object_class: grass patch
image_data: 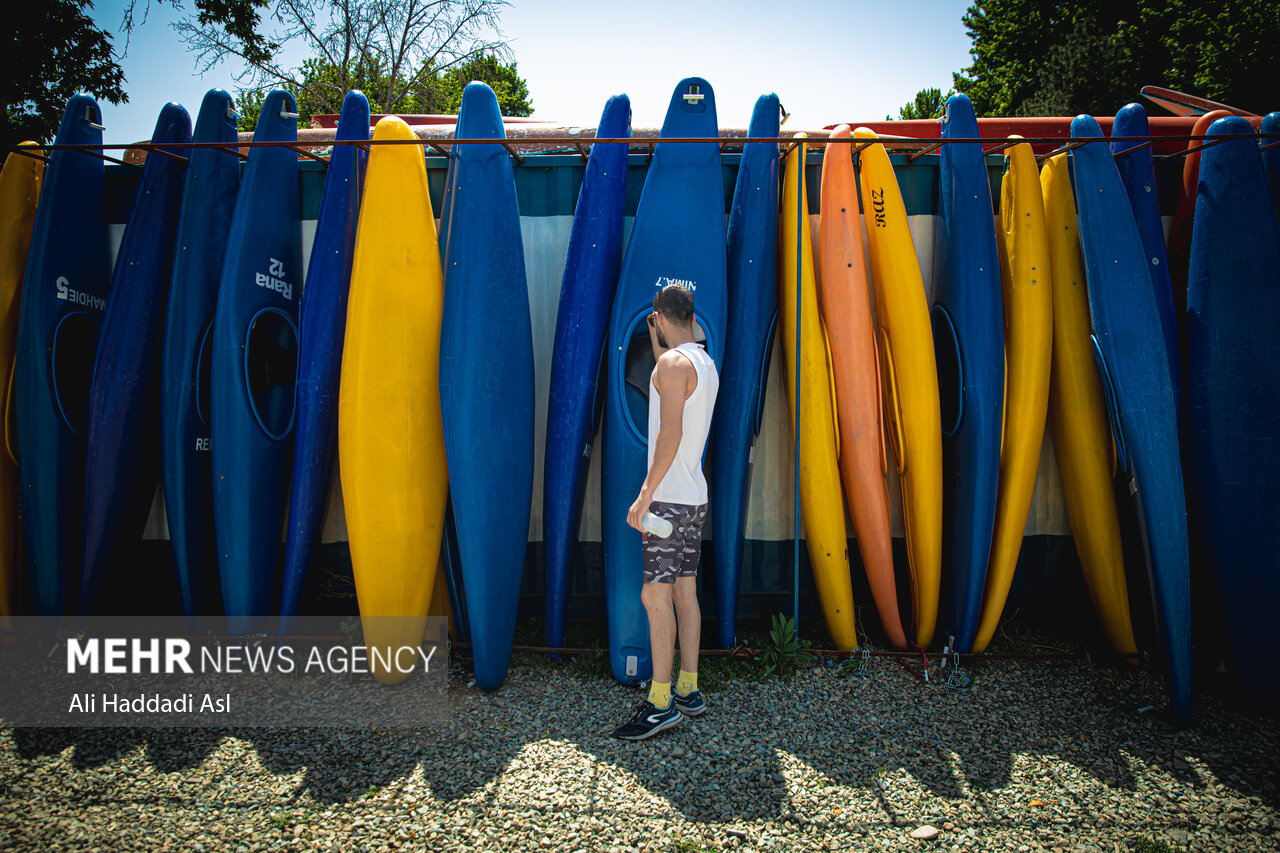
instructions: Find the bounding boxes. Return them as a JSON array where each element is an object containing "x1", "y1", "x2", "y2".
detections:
[{"x1": 1131, "y1": 837, "x2": 1175, "y2": 853}]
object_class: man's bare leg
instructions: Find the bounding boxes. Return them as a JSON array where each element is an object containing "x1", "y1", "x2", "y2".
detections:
[
  {"x1": 641, "y1": 582, "x2": 675, "y2": 705},
  {"x1": 672, "y1": 575, "x2": 700, "y2": 676}
]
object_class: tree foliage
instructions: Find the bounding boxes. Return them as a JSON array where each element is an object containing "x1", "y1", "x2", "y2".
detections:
[
  {"x1": 233, "y1": 52, "x2": 531, "y2": 130},
  {"x1": 953, "y1": 0, "x2": 1280, "y2": 117},
  {"x1": 3, "y1": 0, "x2": 128, "y2": 146},
  {"x1": 163, "y1": 0, "x2": 516, "y2": 122},
  {"x1": 894, "y1": 87, "x2": 951, "y2": 120}
]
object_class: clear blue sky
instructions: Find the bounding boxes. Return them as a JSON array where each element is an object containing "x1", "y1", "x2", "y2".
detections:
[{"x1": 90, "y1": 0, "x2": 974, "y2": 144}]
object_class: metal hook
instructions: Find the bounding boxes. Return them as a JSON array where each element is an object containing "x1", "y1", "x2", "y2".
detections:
[
  {"x1": 280, "y1": 109, "x2": 301, "y2": 119},
  {"x1": 84, "y1": 105, "x2": 105, "y2": 131}
]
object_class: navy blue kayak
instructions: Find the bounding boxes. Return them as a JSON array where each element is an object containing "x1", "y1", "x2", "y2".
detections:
[
  {"x1": 161, "y1": 89, "x2": 240, "y2": 620},
  {"x1": 1070, "y1": 114, "x2": 1191, "y2": 722},
  {"x1": 932, "y1": 93, "x2": 1004, "y2": 654},
  {"x1": 278, "y1": 90, "x2": 369, "y2": 636},
  {"x1": 439, "y1": 82, "x2": 534, "y2": 691},
  {"x1": 80, "y1": 102, "x2": 191, "y2": 613},
  {"x1": 542, "y1": 94, "x2": 630, "y2": 651},
  {"x1": 210, "y1": 90, "x2": 301, "y2": 634},
  {"x1": 709, "y1": 93, "x2": 780, "y2": 650},
  {"x1": 1261, "y1": 111, "x2": 1280, "y2": 214},
  {"x1": 1186, "y1": 116, "x2": 1280, "y2": 702},
  {"x1": 602, "y1": 78, "x2": 726, "y2": 685},
  {"x1": 1112, "y1": 103, "x2": 1180, "y2": 411},
  {"x1": 15, "y1": 94, "x2": 110, "y2": 617}
]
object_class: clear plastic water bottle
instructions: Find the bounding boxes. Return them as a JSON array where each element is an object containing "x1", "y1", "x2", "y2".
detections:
[{"x1": 640, "y1": 511, "x2": 673, "y2": 538}]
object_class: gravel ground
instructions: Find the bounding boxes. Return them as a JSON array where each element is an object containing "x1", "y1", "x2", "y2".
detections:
[{"x1": 1, "y1": 652, "x2": 1277, "y2": 852}]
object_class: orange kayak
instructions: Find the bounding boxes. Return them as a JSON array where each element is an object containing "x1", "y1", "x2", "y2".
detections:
[
  {"x1": 854, "y1": 128, "x2": 943, "y2": 648},
  {"x1": 817, "y1": 126, "x2": 906, "y2": 649}
]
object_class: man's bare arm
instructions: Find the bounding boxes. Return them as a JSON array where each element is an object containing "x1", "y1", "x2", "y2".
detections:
[{"x1": 627, "y1": 351, "x2": 695, "y2": 529}]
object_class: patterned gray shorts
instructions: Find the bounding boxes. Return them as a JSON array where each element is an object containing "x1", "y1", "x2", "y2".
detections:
[{"x1": 642, "y1": 500, "x2": 708, "y2": 584}]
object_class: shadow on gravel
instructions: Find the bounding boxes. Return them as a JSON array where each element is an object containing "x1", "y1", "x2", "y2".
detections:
[{"x1": 5, "y1": 656, "x2": 1276, "y2": 821}]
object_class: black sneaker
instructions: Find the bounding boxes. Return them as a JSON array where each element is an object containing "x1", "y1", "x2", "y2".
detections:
[
  {"x1": 611, "y1": 699, "x2": 682, "y2": 740},
  {"x1": 673, "y1": 689, "x2": 707, "y2": 716}
]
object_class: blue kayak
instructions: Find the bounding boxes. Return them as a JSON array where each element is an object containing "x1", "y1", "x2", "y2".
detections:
[
  {"x1": 210, "y1": 90, "x2": 301, "y2": 634},
  {"x1": 709, "y1": 93, "x2": 781, "y2": 650},
  {"x1": 15, "y1": 94, "x2": 110, "y2": 617},
  {"x1": 278, "y1": 90, "x2": 369, "y2": 636},
  {"x1": 1070, "y1": 114, "x2": 1192, "y2": 722},
  {"x1": 602, "y1": 77, "x2": 727, "y2": 685},
  {"x1": 1112, "y1": 103, "x2": 1180, "y2": 411},
  {"x1": 80, "y1": 102, "x2": 191, "y2": 613},
  {"x1": 439, "y1": 82, "x2": 534, "y2": 691},
  {"x1": 1261, "y1": 112, "x2": 1280, "y2": 214},
  {"x1": 543, "y1": 94, "x2": 630, "y2": 651},
  {"x1": 932, "y1": 93, "x2": 1004, "y2": 654},
  {"x1": 1186, "y1": 116, "x2": 1280, "y2": 702},
  {"x1": 161, "y1": 89, "x2": 240, "y2": 621}
]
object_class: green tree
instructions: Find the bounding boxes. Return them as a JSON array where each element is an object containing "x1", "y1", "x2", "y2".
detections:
[
  {"x1": 953, "y1": 0, "x2": 1280, "y2": 117},
  {"x1": 234, "y1": 52, "x2": 531, "y2": 130},
  {"x1": 3, "y1": 0, "x2": 128, "y2": 146},
  {"x1": 895, "y1": 87, "x2": 951, "y2": 120},
  {"x1": 169, "y1": 0, "x2": 513, "y2": 122},
  {"x1": 431, "y1": 52, "x2": 532, "y2": 116}
]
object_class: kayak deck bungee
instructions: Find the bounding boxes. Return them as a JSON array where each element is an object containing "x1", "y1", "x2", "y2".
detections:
[
  {"x1": 16, "y1": 94, "x2": 111, "y2": 618},
  {"x1": 1070, "y1": 113, "x2": 1191, "y2": 722},
  {"x1": 210, "y1": 89, "x2": 302, "y2": 635},
  {"x1": 1038, "y1": 153, "x2": 1138, "y2": 660},
  {"x1": 1186, "y1": 116, "x2": 1280, "y2": 700},
  {"x1": 780, "y1": 135, "x2": 856, "y2": 651},
  {"x1": 161, "y1": 88, "x2": 240, "y2": 621},
  {"x1": 0, "y1": 143, "x2": 44, "y2": 628},
  {"x1": 81, "y1": 102, "x2": 192, "y2": 614},
  {"x1": 710, "y1": 92, "x2": 781, "y2": 650},
  {"x1": 339, "y1": 115, "x2": 447, "y2": 685},
  {"x1": 543, "y1": 94, "x2": 630, "y2": 651},
  {"x1": 602, "y1": 77, "x2": 727, "y2": 684},
  {"x1": 972, "y1": 137, "x2": 1053, "y2": 654},
  {"x1": 439, "y1": 82, "x2": 534, "y2": 691},
  {"x1": 933, "y1": 93, "x2": 1004, "y2": 655},
  {"x1": 279, "y1": 90, "x2": 369, "y2": 637},
  {"x1": 817, "y1": 125, "x2": 903, "y2": 649},
  {"x1": 854, "y1": 127, "x2": 943, "y2": 649},
  {"x1": 1112, "y1": 103, "x2": 1179, "y2": 411}
]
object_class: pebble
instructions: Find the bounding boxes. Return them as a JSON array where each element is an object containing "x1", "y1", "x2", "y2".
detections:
[
  {"x1": 910, "y1": 825, "x2": 940, "y2": 840},
  {"x1": 0, "y1": 653, "x2": 1276, "y2": 852}
]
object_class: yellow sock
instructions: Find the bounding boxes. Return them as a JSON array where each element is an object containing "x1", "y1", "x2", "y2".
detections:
[
  {"x1": 648, "y1": 681, "x2": 671, "y2": 709},
  {"x1": 676, "y1": 670, "x2": 698, "y2": 696}
]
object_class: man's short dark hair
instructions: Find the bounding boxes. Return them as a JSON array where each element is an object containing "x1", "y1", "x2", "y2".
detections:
[{"x1": 654, "y1": 284, "x2": 694, "y2": 326}]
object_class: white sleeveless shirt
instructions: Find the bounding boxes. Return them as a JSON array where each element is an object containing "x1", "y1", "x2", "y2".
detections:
[{"x1": 647, "y1": 342, "x2": 719, "y2": 505}]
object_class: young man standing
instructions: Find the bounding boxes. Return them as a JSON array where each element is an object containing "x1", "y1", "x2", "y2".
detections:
[{"x1": 612, "y1": 284, "x2": 719, "y2": 740}]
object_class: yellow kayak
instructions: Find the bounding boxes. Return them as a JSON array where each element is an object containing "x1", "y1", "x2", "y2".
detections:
[
  {"x1": 0, "y1": 144, "x2": 43, "y2": 630},
  {"x1": 973, "y1": 138, "x2": 1053, "y2": 653},
  {"x1": 1039, "y1": 154, "x2": 1138, "y2": 658},
  {"x1": 780, "y1": 136, "x2": 857, "y2": 651},
  {"x1": 853, "y1": 128, "x2": 942, "y2": 648},
  {"x1": 339, "y1": 116, "x2": 449, "y2": 684}
]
